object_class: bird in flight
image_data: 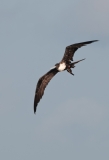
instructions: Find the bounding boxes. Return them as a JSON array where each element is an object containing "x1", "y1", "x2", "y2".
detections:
[{"x1": 34, "y1": 40, "x2": 98, "y2": 113}]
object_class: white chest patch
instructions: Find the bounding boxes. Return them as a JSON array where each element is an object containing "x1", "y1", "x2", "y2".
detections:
[{"x1": 58, "y1": 63, "x2": 66, "y2": 71}]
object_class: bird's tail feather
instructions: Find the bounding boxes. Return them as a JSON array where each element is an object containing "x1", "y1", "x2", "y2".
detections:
[{"x1": 71, "y1": 58, "x2": 85, "y2": 68}]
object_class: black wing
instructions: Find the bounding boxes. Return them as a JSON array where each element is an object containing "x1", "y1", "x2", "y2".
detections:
[
  {"x1": 61, "y1": 40, "x2": 98, "y2": 63},
  {"x1": 34, "y1": 68, "x2": 58, "y2": 113}
]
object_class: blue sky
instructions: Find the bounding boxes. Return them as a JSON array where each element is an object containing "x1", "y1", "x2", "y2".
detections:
[{"x1": 0, "y1": 0, "x2": 109, "y2": 159}]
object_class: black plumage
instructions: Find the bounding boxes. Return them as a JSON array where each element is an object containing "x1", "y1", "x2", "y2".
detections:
[{"x1": 34, "y1": 40, "x2": 98, "y2": 113}]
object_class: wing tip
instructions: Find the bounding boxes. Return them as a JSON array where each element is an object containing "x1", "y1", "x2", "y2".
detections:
[
  {"x1": 34, "y1": 108, "x2": 36, "y2": 114},
  {"x1": 81, "y1": 40, "x2": 99, "y2": 46},
  {"x1": 84, "y1": 40, "x2": 99, "y2": 45},
  {"x1": 34, "y1": 102, "x2": 37, "y2": 114},
  {"x1": 91, "y1": 40, "x2": 99, "y2": 43},
  {"x1": 34, "y1": 107, "x2": 36, "y2": 114}
]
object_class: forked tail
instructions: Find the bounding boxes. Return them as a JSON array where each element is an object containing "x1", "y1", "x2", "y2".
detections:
[{"x1": 70, "y1": 58, "x2": 85, "y2": 68}]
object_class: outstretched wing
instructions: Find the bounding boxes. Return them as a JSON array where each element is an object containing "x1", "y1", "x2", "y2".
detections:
[
  {"x1": 34, "y1": 68, "x2": 58, "y2": 113},
  {"x1": 61, "y1": 40, "x2": 98, "y2": 63}
]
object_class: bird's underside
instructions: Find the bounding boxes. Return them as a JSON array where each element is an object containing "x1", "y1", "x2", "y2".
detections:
[{"x1": 34, "y1": 40, "x2": 98, "y2": 113}]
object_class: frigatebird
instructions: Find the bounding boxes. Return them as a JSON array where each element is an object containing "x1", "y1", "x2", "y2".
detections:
[{"x1": 34, "y1": 40, "x2": 98, "y2": 113}]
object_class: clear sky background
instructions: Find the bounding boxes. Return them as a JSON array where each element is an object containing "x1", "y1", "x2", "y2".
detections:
[{"x1": 0, "y1": 0, "x2": 109, "y2": 160}]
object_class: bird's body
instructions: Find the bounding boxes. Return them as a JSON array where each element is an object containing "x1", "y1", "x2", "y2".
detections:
[
  {"x1": 58, "y1": 62, "x2": 66, "y2": 71},
  {"x1": 34, "y1": 40, "x2": 98, "y2": 113}
]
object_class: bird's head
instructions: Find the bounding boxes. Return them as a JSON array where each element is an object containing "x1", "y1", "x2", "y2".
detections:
[
  {"x1": 55, "y1": 63, "x2": 59, "y2": 68},
  {"x1": 50, "y1": 63, "x2": 59, "y2": 70}
]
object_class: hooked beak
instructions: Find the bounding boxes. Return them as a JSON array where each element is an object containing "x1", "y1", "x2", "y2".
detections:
[{"x1": 50, "y1": 66, "x2": 56, "y2": 70}]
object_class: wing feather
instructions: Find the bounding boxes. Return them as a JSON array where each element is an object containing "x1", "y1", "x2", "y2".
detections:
[
  {"x1": 61, "y1": 40, "x2": 98, "y2": 62},
  {"x1": 34, "y1": 68, "x2": 58, "y2": 113}
]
